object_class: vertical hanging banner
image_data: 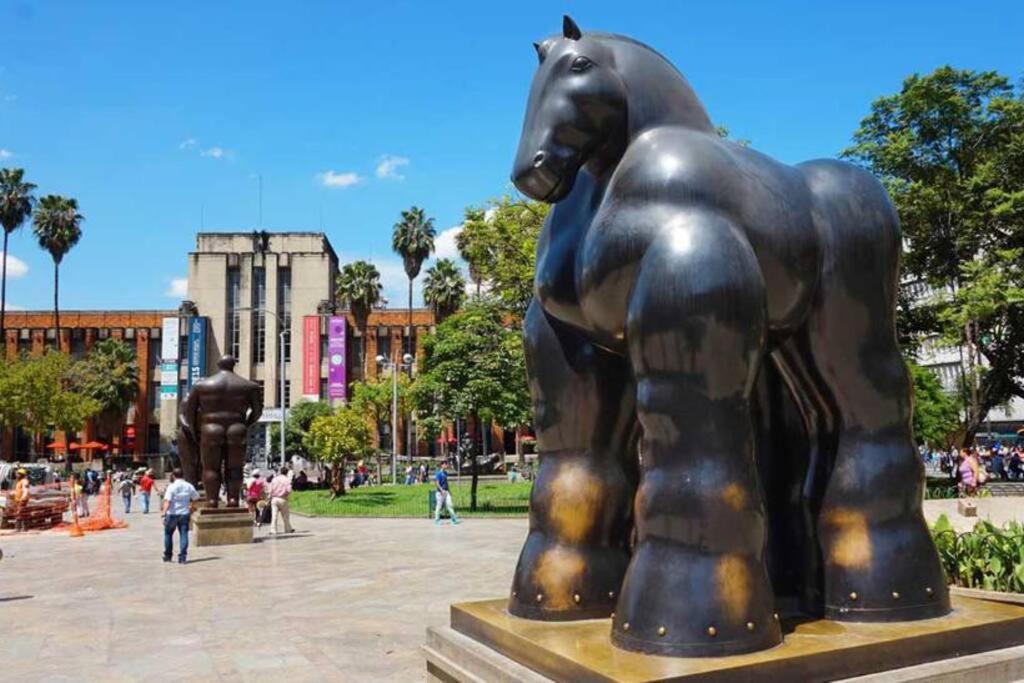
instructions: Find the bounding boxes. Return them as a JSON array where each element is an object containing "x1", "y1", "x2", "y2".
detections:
[
  {"x1": 160, "y1": 317, "x2": 180, "y2": 401},
  {"x1": 186, "y1": 316, "x2": 208, "y2": 392},
  {"x1": 327, "y1": 316, "x2": 347, "y2": 401},
  {"x1": 302, "y1": 316, "x2": 320, "y2": 399}
]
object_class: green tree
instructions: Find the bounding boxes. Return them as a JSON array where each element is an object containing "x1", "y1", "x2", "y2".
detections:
[
  {"x1": 350, "y1": 374, "x2": 411, "y2": 481},
  {"x1": 392, "y1": 206, "x2": 436, "y2": 353},
  {"x1": 0, "y1": 352, "x2": 100, "y2": 455},
  {"x1": 68, "y1": 338, "x2": 139, "y2": 441},
  {"x1": 32, "y1": 195, "x2": 83, "y2": 346},
  {"x1": 844, "y1": 66, "x2": 1024, "y2": 444},
  {"x1": 457, "y1": 196, "x2": 549, "y2": 319},
  {"x1": 307, "y1": 406, "x2": 374, "y2": 497},
  {"x1": 336, "y1": 260, "x2": 383, "y2": 378},
  {"x1": 269, "y1": 399, "x2": 332, "y2": 459},
  {"x1": 908, "y1": 362, "x2": 962, "y2": 447},
  {"x1": 423, "y1": 257, "x2": 466, "y2": 322},
  {"x1": 412, "y1": 301, "x2": 530, "y2": 509},
  {"x1": 0, "y1": 168, "x2": 36, "y2": 340}
]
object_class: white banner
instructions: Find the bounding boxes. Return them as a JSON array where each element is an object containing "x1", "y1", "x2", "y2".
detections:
[{"x1": 161, "y1": 317, "x2": 180, "y2": 361}]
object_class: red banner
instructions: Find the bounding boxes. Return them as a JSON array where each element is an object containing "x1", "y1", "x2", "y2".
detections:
[{"x1": 303, "y1": 316, "x2": 320, "y2": 397}]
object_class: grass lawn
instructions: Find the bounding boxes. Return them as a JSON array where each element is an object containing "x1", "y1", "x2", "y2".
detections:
[{"x1": 290, "y1": 480, "x2": 533, "y2": 518}]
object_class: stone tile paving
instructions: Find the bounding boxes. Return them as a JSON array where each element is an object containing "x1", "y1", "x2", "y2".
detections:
[
  {"x1": 0, "y1": 500, "x2": 528, "y2": 682},
  {"x1": 1, "y1": 495, "x2": 1018, "y2": 681}
]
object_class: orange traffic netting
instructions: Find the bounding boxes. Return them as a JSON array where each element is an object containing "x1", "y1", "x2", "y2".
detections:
[
  {"x1": 62, "y1": 475, "x2": 128, "y2": 535},
  {"x1": 3, "y1": 476, "x2": 129, "y2": 535}
]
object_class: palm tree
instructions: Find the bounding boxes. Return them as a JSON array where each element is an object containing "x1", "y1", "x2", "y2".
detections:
[
  {"x1": 391, "y1": 206, "x2": 435, "y2": 356},
  {"x1": 0, "y1": 168, "x2": 36, "y2": 340},
  {"x1": 336, "y1": 260, "x2": 383, "y2": 375},
  {"x1": 423, "y1": 258, "x2": 466, "y2": 322},
  {"x1": 32, "y1": 195, "x2": 83, "y2": 347}
]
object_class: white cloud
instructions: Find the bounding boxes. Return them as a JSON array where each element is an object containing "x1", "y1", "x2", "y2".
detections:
[
  {"x1": 178, "y1": 137, "x2": 198, "y2": 150},
  {"x1": 0, "y1": 252, "x2": 28, "y2": 278},
  {"x1": 375, "y1": 154, "x2": 409, "y2": 180},
  {"x1": 0, "y1": 149, "x2": 12, "y2": 159},
  {"x1": 318, "y1": 170, "x2": 362, "y2": 189},
  {"x1": 165, "y1": 277, "x2": 188, "y2": 298},
  {"x1": 201, "y1": 146, "x2": 227, "y2": 159},
  {"x1": 434, "y1": 225, "x2": 462, "y2": 260}
]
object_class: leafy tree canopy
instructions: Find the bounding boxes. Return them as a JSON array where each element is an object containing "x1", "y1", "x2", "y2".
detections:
[
  {"x1": 270, "y1": 399, "x2": 333, "y2": 458},
  {"x1": 306, "y1": 406, "x2": 374, "y2": 465},
  {"x1": 68, "y1": 338, "x2": 139, "y2": 434},
  {"x1": 457, "y1": 196, "x2": 549, "y2": 320},
  {"x1": 908, "y1": 362, "x2": 962, "y2": 447},
  {"x1": 844, "y1": 66, "x2": 1024, "y2": 443}
]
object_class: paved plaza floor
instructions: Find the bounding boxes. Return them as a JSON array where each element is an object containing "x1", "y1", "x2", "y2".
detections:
[
  {"x1": 0, "y1": 503, "x2": 528, "y2": 682},
  {"x1": 1, "y1": 496, "x2": 1020, "y2": 682}
]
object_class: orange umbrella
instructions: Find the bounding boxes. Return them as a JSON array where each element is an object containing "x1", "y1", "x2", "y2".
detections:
[
  {"x1": 46, "y1": 441, "x2": 67, "y2": 450},
  {"x1": 79, "y1": 441, "x2": 109, "y2": 451}
]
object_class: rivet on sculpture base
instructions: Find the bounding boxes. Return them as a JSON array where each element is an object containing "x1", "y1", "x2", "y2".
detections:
[
  {"x1": 424, "y1": 596, "x2": 1024, "y2": 683},
  {"x1": 193, "y1": 507, "x2": 253, "y2": 547}
]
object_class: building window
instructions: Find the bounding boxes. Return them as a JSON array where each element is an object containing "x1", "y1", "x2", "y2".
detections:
[
  {"x1": 319, "y1": 378, "x2": 327, "y2": 399},
  {"x1": 256, "y1": 380, "x2": 265, "y2": 405},
  {"x1": 252, "y1": 266, "x2": 266, "y2": 364},
  {"x1": 278, "y1": 267, "x2": 292, "y2": 363},
  {"x1": 320, "y1": 332, "x2": 328, "y2": 363},
  {"x1": 17, "y1": 330, "x2": 30, "y2": 355},
  {"x1": 178, "y1": 331, "x2": 188, "y2": 364},
  {"x1": 377, "y1": 326, "x2": 391, "y2": 361},
  {"x1": 282, "y1": 379, "x2": 291, "y2": 408},
  {"x1": 405, "y1": 327, "x2": 416, "y2": 359},
  {"x1": 70, "y1": 330, "x2": 87, "y2": 358},
  {"x1": 351, "y1": 334, "x2": 365, "y2": 382},
  {"x1": 227, "y1": 268, "x2": 241, "y2": 359},
  {"x1": 150, "y1": 381, "x2": 160, "y2": 413}
]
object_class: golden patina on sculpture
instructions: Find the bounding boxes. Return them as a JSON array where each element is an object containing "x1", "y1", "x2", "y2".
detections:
[
  {"x1": 178, "y1": 355, "x2": 263, "y2": 508},
  {"x1": 506, "y1": 15, "x2": 950, "y2": 657}
]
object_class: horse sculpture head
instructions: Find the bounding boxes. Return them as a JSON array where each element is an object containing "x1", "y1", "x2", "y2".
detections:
[{"x1": 512, "y1": 16, "x2": 628, "y2": 203}]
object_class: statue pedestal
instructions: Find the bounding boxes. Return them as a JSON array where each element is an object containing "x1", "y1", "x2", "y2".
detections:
[
  {"x1": 193, "y1": 507, "x2": 253, "y2": 547},
  {"x1": 424, "y1": 595, "x2": 1024, "y2": 682}
]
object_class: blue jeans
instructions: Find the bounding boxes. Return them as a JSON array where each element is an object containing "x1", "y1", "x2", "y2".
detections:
[
  {"x1": 141, "y1": 491, "x2": 151, "y2": 514},
  {"x1": 122, "y1": 494, "x2": 132, "y2": 514},
  {"x1": 163, "y1": 513, "x2": 190, "y2": 561}
]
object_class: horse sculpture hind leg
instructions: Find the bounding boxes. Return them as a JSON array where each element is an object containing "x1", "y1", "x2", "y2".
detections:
[
  {"x1": 799, "y1": 160, "x2": 951, "y2": 621},
  {"x1": 508, "y1": 300, "x2": 639, "y2": 620},
  {"x1": 612, "y1": 209, "x2": 782, "y2": 656}
]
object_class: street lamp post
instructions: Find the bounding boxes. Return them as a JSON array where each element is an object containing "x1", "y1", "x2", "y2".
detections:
[
  {"x1": 376, "y1": 352, "x2": 415, "y2": 485},
  {"x1": 237, "y1": 306, "x2": 288, "y2": 468}
]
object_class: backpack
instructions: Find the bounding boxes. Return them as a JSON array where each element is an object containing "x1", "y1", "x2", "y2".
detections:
[{"x1": 247, "y1": 480, "x2": 264, "y2": 501}]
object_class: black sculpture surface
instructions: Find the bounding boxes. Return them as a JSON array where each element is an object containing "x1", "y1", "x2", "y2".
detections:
[
  {"x1": 508, "y1": 15, "x2": 950, "y2": 657},
  {"x1": 178, "y1": 356, "x2": 262, "y2": 508}
]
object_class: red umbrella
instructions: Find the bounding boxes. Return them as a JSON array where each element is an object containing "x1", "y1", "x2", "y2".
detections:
[
  {"x1": 46, "y1": 441, "x2": 68, "y2": 450},
  {"x1": 79, "y1": 441, "x2": 109, "y2": 450}
]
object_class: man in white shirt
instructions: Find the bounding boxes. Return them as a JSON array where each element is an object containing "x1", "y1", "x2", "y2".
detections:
[{"x1": 161, "y1": 468, "x2": 199, "y2": 564}]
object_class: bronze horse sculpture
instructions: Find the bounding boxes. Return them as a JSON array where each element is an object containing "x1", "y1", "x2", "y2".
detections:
[{"x1": 508, "y1": 16, "x2": 949, "y2": 656}]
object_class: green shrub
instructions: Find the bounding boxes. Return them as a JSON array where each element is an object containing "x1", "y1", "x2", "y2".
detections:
[{"x1": 931, "y1": 514, "x2": 1024, "y2": 592}]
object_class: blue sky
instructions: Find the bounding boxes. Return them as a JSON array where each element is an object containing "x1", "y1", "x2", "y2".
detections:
[{"x1": 1, "y1": 0, "x2": 1021, "y2": 310}]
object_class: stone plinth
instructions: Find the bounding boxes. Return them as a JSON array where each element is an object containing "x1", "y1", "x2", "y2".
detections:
[
  {"x1": 193, "y1": 507, "x2": 252, "y2": 546},
  {"x1": 958, "y1": 499, "x2": 978, "y2": 517},
  {"x1": 425, "y1": 595, "x2": 1024, "y2": 682}
]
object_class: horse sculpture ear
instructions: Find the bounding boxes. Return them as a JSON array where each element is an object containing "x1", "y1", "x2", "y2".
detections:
[
  {"x1": 563, "y1": 15, "x2": 582, "y2": 40},
  {"x1": 533, "y1": 41, "x2": 548, "y2": 63}
]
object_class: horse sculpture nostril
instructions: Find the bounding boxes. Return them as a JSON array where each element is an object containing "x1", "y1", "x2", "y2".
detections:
[{"x1": 533, "y1": 151, "x2": 546, "y2": 168}]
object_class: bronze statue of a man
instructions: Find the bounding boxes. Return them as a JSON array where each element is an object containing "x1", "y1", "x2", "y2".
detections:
[{"x1": 178, "y1": 356, "x2": 262, "y2": 508}]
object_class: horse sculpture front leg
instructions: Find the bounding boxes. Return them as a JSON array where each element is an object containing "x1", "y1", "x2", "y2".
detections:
[
  {"x1": 508, "y1": 300, "x2": 639, "y2": 620},
  {"x1": 612, "y1": 210, "x2": 782, "y2": 656}
]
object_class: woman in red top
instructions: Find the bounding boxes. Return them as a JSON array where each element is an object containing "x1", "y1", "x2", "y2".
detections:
[{"x1": 246, "y1": 471, "x2": 266, "y2": 524}]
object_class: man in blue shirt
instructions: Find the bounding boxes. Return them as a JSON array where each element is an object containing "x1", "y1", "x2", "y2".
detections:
[
  {"x1": 434, "y1": 462, "x2": 460, "y2": 525},
  {"x1": 161, "y1": 468, "x2": 199, "y2": 564}
]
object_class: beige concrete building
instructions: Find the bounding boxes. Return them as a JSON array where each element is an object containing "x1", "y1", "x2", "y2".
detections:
[{"x1": 186, "y1": 230, "x2": 339, "y2": 403}]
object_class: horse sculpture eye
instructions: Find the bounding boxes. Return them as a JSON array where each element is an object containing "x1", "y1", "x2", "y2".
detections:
[{"x1": 570, "y1": 56, "x2": 593, "y2": 73}]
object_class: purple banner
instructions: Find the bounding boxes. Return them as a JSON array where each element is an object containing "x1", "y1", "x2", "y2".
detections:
[{"x1": 327, "y1": 316, "x2": 347, "y2": 400}]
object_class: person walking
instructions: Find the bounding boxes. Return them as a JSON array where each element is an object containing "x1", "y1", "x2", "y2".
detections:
[
  {"x1": 70, "y1": 473, "x2": 89, "y2": 518},
  {"x1": 161, "y1": 468, "x2": 198, "y2": 564},
  {"x1": 433, "y1": 462, "x2": 459, "y2": 525},
  {"x1": 267, "y1": 466, "x2": 295, "y2": 535},
  {"x1": 246, "y1": 471, "x2": 266, "y2": 526},
  {"x1": 138, "y1": 469, "x2": 156, "y2": 514},
  {"x1": 117, "y1": 475, "x2": 136, "y2": 514}
]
